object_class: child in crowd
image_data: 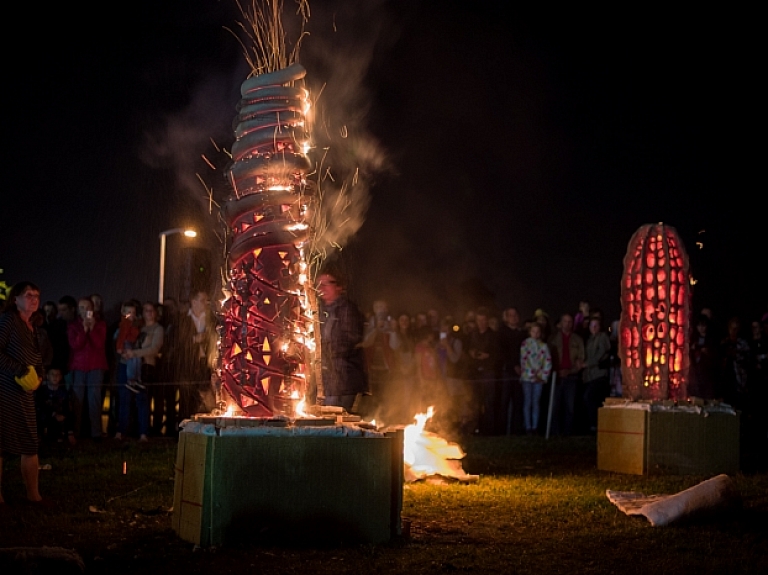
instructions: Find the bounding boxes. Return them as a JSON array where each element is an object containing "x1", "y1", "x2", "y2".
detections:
[
  {"x1": 519, "y1": 323, "x2": 552, "y2": 435},
  {"x1": 115, "y1": 301, "x2": 142, "y2": 392},
  {"x1": 35, "y1": 368, "x2": 76, "y2": 445},
  {"x1": 414, "y1": 326, "x2": 440, "y2": 411}
]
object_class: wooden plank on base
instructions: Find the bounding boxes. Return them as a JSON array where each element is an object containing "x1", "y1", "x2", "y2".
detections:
[{"x1": 597, "y1": 408, "x2": 647, "y2": 475}]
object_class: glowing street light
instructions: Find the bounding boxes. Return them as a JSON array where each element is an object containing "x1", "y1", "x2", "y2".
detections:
[{"x1": 158, "y1": 228, "x2": 197, "y2": 303}]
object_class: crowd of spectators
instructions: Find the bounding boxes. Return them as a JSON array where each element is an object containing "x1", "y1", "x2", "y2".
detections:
[
  {"x1": 2, "y1": 284, "x2": 767, "y2": 448},
  {"x1": 1, "y1": 290, "x2": 219, "y2": 447},
  {"x1": 356, "y1": 299, "x2": 768, "y2": 440}
]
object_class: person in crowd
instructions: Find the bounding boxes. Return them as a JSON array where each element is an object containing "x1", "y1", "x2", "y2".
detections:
[
  {"x1": 437, "y1": 317, "x2": 471, "y2": 433},
  {"x1": 56, "y1": 296, "x2": 77, "y2": 325},
  {"x1": 361, "y1": 313, "x2": 395, "y2": 420},
  {"x1": 718, "y1": 317, "x2": 749, "y2": 407},
  {"x1": 549, "y1": 313, "x2": 584, "y2": 436},
  {"x1": 389, "y1": 312, "x2": 416, "y2": 424},
  {"x1": 42, "y1": 301, "x2": 68, "y2": 375},
  {"x1": 0, "y1": 281, "x2": 48, "y2": 504},
  {"x1": 113, "y1": 300, "x2": 141, "y2": 437},
  {"x1": 608, "y1": 319, "x2": 623, "y2": 397},
  {"x1": 582, "y1": 317, "x2": 611, "y2": 432},
  {"x1": 534, "y1": 309, "x2": 552, "y2": 342},
  {"x1": 364, "y1": 300, "x2": 389, "y2": 337},
  {"x1": 574, "y1": 300, "x2": 590, "y2": 339},
  {"x1": 747, "y1": 318, "x2": 768, "y2": 440},
  {"x1": 56, "y1": 295, "x2": 77, "y2": 389},
  {"x1": 748, "y1": 319, "x2": 767, "y2": 382},
  {"x1": 468, "y1": 307, "x2": 500, "y2": 435},
  {"x1": 520, "y1": 322, "x2": 552, "y2": 435},
  {"x1": 427, "y1": 309, "x2": 441, "y2": 339},
  {"x1": 154, "y1": 298, "x2": 180, "y2": 436},
  {"x1": 42, "y1": 301, "x2": 57, "y2": 324},
  {"x1": 317, "y1": 270, "x2": 368, "y2": 412},
  {"x1": 688, "y1": 314, "x2": 717, "y2": 399},
  {"x1": 414, "y1": 326, "x2": 440, "y2": 411},
  {"x1": 177, "y1": 291, "x2": 218, "y2": 421},
  {"x1": 116, "y1": 302, "x2": 163, "y2": 442},
  {"x1": 498, "y1": 306, "x2": 527, "y2": 434},
  {"x1": 68, "y1": 296, "x2": 108, "y2": 441},
  {"x1": 31, "y1": 309, "x2": 53, "y2": 370},
  {"x1": 35, "y1": 367, "x2": 75, "y2": 446},
  {"x1": 90, "y1": 293, "x2": 105, "y2": 321}
]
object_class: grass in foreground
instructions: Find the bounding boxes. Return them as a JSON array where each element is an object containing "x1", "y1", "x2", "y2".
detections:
[{"x1": 1, "y1": 435, "x2": 766, "y2": 575}]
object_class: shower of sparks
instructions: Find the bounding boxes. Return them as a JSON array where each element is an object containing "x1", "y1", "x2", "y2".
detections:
[{"x1": 228, "y1": 0, "x2": 310, "y2": 75}]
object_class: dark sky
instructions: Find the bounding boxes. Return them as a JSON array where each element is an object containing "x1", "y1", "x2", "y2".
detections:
[{"x1": 3, "y1": 1, "x2": 763, "y2": 325}]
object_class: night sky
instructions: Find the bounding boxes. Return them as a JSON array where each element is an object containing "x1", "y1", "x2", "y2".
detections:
[{"x1": 3, "y1": 1, "x2": 762, "y2": 326}]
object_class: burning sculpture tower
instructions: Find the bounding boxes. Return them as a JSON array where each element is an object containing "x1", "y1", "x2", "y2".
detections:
[{"x1": 219, "y1": 61, "x2": 314, "y2": 417}]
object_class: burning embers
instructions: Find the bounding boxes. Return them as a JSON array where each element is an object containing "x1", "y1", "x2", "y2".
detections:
[{"x1": 220, "y1": 63, "x2": 314, "y2": 417}]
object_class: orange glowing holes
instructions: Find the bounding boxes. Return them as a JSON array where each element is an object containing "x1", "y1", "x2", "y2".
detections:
[
  {"x1": 674, "y1": 350, "x2": 683, "y2": 371},
  {"x1": 643, "y1": 324, "x2": 655, "y2": 342},
  {"x1": 620, "y1": 223, "x2": 690, "y2": 400},
  {"x1": 643, "y1": 303, "x2": 654, "y2": 322}
]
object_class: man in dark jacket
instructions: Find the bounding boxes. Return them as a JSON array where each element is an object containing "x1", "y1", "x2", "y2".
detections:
[
  {"x1": 176, "y1": 291, "x2": 218, "y2": 421},
  {"x1": 317, "y1": 271, "x2": 368, "y2": 412}
]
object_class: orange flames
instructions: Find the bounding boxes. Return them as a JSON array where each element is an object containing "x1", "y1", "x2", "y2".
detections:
[{"x1": 403, "y1": 407, "x2": 478, "y2": 483}]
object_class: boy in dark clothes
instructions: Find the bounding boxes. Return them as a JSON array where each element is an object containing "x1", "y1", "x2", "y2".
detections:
[{"x1": 35, "y1": 368, "x2": 76, "y2": 445}]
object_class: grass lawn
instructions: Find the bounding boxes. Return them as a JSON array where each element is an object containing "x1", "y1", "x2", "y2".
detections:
[{"x1": 1, "y1": 434, "x2": 766, "y2": 574}]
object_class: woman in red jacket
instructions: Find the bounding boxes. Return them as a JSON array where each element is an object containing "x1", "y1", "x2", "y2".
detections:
[{"x1": 68, "y1": 297, "x2": 108, "y2": 441}]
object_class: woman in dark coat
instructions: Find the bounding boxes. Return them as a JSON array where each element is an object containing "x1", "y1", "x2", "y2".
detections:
[{"x1": 0, "y1": 281, "x2": 46, "y2": 504}]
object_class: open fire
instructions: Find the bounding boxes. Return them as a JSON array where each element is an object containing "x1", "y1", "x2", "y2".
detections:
[
  {"x1": 214, "y1": 393, "x2": 477, "y2": 483},
  {"x1": 402, "y1": 407, "x2": 478, "y2": 483}
]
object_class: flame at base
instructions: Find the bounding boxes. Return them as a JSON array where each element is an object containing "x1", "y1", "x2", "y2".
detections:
[{"x1": 403, "y1": 407, "x2": 478, "y2": 483}]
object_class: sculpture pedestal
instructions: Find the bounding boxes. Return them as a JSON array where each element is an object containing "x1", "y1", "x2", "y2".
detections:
[
  {"x1": 172, "y1": 425, "x2": 404, "y2": 546},
  {"x1": 597, "y1": 404, "x2": 739, "y2": 475}
]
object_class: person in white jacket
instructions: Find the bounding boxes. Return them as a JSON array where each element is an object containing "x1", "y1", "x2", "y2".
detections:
[{"x1": 519, "y1": 323, "x2": 552, "y2": 435}]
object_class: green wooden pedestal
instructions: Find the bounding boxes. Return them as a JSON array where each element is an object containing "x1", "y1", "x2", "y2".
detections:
[
  {"x1": 172, "y1": 429, "x2": 404, "y2": 546},
  {"x1": 597, "y1": 407, "x2": 739, "y2": 475}
]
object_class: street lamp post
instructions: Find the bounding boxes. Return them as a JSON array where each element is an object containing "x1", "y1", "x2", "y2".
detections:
[{"x1": 158, "y1": 228, "x2": 197, "y2": 303}]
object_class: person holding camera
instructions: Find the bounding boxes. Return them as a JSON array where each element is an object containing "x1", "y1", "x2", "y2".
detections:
[{"x1": 68, "y1": 297, "x2": 108, "y2": 441}]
